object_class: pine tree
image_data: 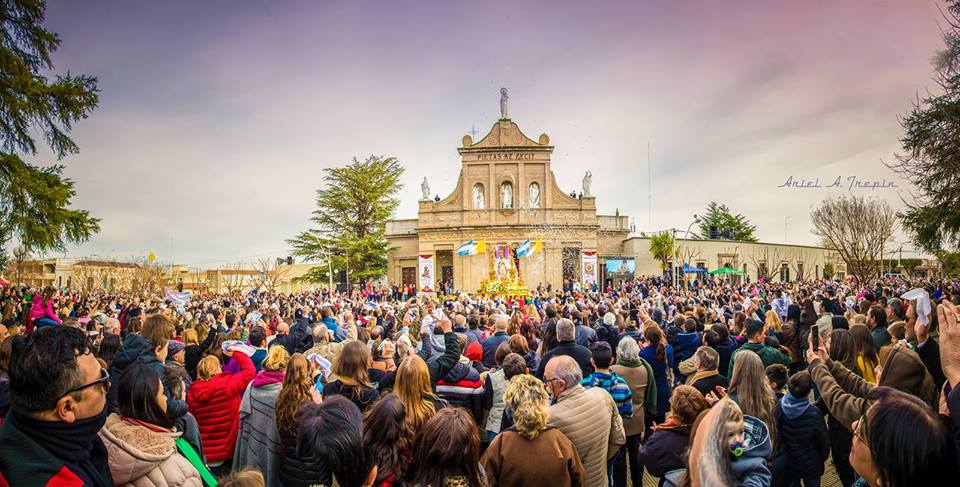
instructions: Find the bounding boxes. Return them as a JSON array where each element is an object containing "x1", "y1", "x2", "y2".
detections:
[
  {"x1": 888, "y1": 1, "x2": 960, "y2": 253},
  {"x1": 697, "y1": 202, "x2": 758, "y2": 241},
  {"x1": 287, "y1": 155, "x2": 404, "y2": 287},
  {"x1": 0, "y1": 0, "x2": 101, "y2": 258}
]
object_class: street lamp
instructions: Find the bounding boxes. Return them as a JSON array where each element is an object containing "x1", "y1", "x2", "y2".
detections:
[
  {"x1": 674, "y1": 215, "x2": 700, "y2": 289},
  {"x1": 13, "y1": 246, "x2": 27, "y2": 287}
]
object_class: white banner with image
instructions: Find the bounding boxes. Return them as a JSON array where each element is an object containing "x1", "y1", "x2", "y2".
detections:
[
  {"x1": 581, "y1": 252, "x2": 598, "y2": 286},
  {"x1": 418, "y1": 254, "x2": 434, "y2": 292}
]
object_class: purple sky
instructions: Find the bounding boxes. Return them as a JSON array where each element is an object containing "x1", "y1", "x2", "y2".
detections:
[{"x1": 36, "y1": 0, "x2": 944, "y2": 266}]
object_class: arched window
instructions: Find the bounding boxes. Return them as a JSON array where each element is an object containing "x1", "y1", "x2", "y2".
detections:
[
  {"x1": 528, "y1": 182, "x2": 541, "y2": 208},
  {"x1": 500, "y1": 181, "x2": 513, "y2": 209},
  {"x1": 472, "y1": 183, "x2": 485, "y2": 209}
]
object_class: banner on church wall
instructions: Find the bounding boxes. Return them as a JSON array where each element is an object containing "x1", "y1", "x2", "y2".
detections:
[
  {"x1": 418, "y1": 254, "x2": 434, "y2": 292},
  {"x1": 581, "y1": 251, "x2": 598, "y2": 286}
]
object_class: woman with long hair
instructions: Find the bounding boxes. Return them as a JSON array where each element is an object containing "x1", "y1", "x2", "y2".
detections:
[
  {"x1": 96, "y1": 334, "x2": 121, "y2": 367},
  {"x1": 481, "y1": 375, "x2": 584, "y2": 486},
  {"x1": 395, "y1": 355, "x2": 445, "y2": 435},
  {"x1": 726, "y1": 351, "x2": 777, "y2": 447},
  {"x1": 274, "y1": 353, "x2": 326, "y2": 487},
  {"x1": 407, "y1": 408, "x2": 485, "y2": 487},
  {"x1": 800, "y1": 298, "x2": 817, "y2": 333},
  {"x1": 99, "y1": 364, "x2": 205, "y2": 486},
  {"x1": 780, "y1": 303, "x2": 804, "y2": 372},
  {"x1": 764, "y1": 310, "x2": 782, "y2": 342},
  {"x1": 849, "y1": 324, "x2": 879, "y2": 383},
  {"x1": 324, "y1": 340, "x2": 379, "y2": 412},
  {"x1": 639, "y1": 325, "x2": 673, "y2": 426},
  {"x1": 233, "y1": 345, "x2": 288, "y2": 484},
  {"x1": 363, "y1": 393, "x2": 416, "y2": 487}
]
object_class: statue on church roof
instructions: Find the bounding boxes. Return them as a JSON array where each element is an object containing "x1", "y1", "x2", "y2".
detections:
[
  {"x1": 582, "y1": 171, "x2": 592, "y2": 197},
  {"x1": 499, "y1": 87, "x2": 509, "y2": 119},
  {"x1": 421, "y1": 177, "x2": 431, "y2": 201}
]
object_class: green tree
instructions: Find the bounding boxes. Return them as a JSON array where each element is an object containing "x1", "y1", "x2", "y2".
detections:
[
  {"x1": 697, "y1": 202, "x2": 757, "y2": 241},
  {"x1": 887, "y1": 1, "x2": 960, "y2": 253},
  {"x1": 0, "y1": 0, "x2": 101, "y2": 258},
  {"x1": 937, "y1": 250, "x2": 960, "y2": 277},
  {"x1": 288, "y1": 155, "x2": 404, "y2": 286},
  {"x1": 649, "y1": 231, "x2": 675, "y2": 273}
]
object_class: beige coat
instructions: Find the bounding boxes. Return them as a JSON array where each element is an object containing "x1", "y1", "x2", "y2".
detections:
[
  {"x1": 548, "y1": 384, "x2": 626, "y2": 487},
  {"x1": 99, "y1": 413, "x2": 203, "y2": 487},
  {"x1": 610, "y1": 363, "x2": 649, "y2": 437}
]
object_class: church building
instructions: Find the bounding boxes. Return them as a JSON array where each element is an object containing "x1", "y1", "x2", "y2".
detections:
[{"x1": 385, "y1": 93, "x2": 846, "y2": 292}]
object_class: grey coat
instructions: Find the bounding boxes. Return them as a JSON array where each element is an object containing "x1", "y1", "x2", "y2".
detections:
[{"x1": 232, "y1": 380, "x2": 282, "y2": 486}]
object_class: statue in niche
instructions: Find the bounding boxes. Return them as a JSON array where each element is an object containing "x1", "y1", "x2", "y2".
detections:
[
  {"x1": 529, "y1": 182, "x2": 541, "y2": 208},
  {"x1": 501, "y1": 181, "x2": 513, "y2": 209},
  {"x1": 473, "y1": 183, "x2": 485, "y2": 209}
]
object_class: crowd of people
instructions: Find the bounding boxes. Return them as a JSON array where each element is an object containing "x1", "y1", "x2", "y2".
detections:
[{"x1": 0, "y1": 273, "x2": 958, "y2": 487}]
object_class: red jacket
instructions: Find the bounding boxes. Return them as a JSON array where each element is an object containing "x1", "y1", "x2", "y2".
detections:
[{"x1": 187, "y1": 351, "x2": 255, "y2": 462}]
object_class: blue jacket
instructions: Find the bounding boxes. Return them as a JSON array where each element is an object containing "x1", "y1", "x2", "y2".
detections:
[
  {"x1": 639, "y1": 343, "x2": 674, "y2": 418},
  {"x1": 482, "y1": 332, "x2": 510, "y2": 367}
]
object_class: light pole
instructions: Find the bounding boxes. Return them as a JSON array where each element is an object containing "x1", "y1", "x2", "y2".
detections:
[
  {"x1": 13, "y1": 246, "x2": 27, "y2": 287},
  {"x1": 674, "y1": 215, "x2": 700, "y2": 289}
]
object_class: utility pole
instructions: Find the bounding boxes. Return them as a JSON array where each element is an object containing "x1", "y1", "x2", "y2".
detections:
[{"x1": 648, "y1": 142, "x2": 652, "y2": 229}]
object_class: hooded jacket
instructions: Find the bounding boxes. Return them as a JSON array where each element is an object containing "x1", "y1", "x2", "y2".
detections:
[
  {"x1": 732, "y1": 415, "x2": 773, "y2": 487},
  {"x1": 436, "y1": 358, "x2": 485, "y2": 423},
  {"x1": 109, "y1": 334, "x2": 188, "y2": 421},
  {"x1": 809, "y1": 346, "x2": 936, "y2": 433},
  {"x1": 187, "y1": 351, "x2": 256, "y2": 463},
  {"x1": 232, "y1": 371, "x2": 283, "y2": 486},
  {"x1": 772, "y1": 394, "x2": 830, "y2": 478},
  {"x1": 98, "y1": 413, "x2": 203, "y2": 487}
]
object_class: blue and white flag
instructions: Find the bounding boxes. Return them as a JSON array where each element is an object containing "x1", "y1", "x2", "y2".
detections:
[
  {"x1": 516, "y1": 239, "x2": 542, "y2": 258},
  {"x1": 457, "y1": 240, "x2": 486, "y2": 256}
]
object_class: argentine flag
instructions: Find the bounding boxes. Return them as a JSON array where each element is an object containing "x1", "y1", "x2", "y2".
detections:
[
  {"x1": 516, "y1": 239, "x2": 542, "y2": 257},
  {"x1": 457, "y1": 240, "x2": 485, "y2": 256}
]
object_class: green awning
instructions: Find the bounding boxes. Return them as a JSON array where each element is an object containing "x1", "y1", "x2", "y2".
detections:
[{"x1": 708, "y1": 267, "x2": 744, "y2": 275}]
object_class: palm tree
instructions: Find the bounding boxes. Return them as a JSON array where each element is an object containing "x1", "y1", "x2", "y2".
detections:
[{"x1": 649, "y1": 232, "x2": 675, "y2": 274}]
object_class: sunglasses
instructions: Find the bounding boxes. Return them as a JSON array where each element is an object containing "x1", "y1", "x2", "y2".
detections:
[{"x1": 62, "y1": 368, "x2": 110, "y2": 398}]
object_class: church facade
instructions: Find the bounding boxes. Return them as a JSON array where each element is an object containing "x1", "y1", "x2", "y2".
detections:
[{"x1": 385, "y1": 107, "x2": 848, "y2": 292}]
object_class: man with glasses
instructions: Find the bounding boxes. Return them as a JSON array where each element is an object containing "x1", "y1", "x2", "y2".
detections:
[
  {"x1": 544, "y1": 355, "x2": 625, "y2": 487},
  {"x1": 0, "y1": 326, "x2": 113, "y2": 486}
]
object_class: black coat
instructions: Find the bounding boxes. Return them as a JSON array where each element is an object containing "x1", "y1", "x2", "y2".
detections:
[
  {"x1": 689, "y1": 373, "x2": 729, "y2": 398},
  {"x1": 772, "y1": 401, "x2": 830, "y2": 478},
  {"x1": 185, "y1": 325, "x2": 220, "y2": 380},
  {"x1": 277, "y1": 427, "x2": 331, "y2": 487},
  {"x1": 638, "y1": 425, "x2": 691, "y2": 478},
  {"x1": 534, "y1": 341, "x2": 594, "y2": 379}
]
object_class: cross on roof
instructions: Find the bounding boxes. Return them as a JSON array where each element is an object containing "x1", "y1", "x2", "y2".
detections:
[{"x1": 469, "y1": 125, "x2": 478, "y2": 139}]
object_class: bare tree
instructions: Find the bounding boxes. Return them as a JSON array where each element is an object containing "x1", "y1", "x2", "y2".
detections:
[
  {"x1": 811, "y1": 195, "x2": 896, "y2": 284},
  {"x1": 218, "y1": 262, "x2": 252, "y2": 295},
  {"x1": 748, "y1": 246, "x2": 788, "y2": 281},
  {"x1": 253, "y1": 258, "x2": 292, "y2": 294},
  {"x1": 790, "y1": 248, "x2": 815, "y2": 281}
]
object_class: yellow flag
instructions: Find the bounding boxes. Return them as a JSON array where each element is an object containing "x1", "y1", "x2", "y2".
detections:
[
  {"x1": 476, "y1": 240, "x2": 486, "y2": 253},
  {"x1": 148, "y1": 251, "x2": 156, "y2": 263}
]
